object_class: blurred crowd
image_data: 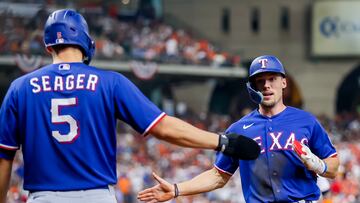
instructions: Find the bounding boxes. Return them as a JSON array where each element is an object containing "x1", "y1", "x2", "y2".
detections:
[
  {"x1": 0, "y1": 6, "x2": 241, "y2": 67},
  {"x1": 5, "y1": 111, "x2": 360, "y2": 203}
]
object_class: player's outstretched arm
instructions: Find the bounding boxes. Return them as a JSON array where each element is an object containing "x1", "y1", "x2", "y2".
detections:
[
  {"x1": 149, "y1": 115, "x2": 260, "y2": 160},
  {"x1": 294, "y1": 140, "x2": 339, "y2": 179},
  {"x1": 0, "y1": 158, "x2": 13, "y2": 203},
  {"x1": 137, "y1": 167, "x2": 231, "y2": 202}
]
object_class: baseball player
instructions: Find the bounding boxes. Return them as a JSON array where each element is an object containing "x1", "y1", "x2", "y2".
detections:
[
  {"x1": 0, "y1": 9, "x2": 260, "y2": 203},
  {"x1": 137, "y1": 55, "x2": 340, "y2": 203}
]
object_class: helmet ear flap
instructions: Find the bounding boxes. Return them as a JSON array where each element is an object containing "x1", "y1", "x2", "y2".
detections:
[
  {"x1": 83, "y1": 39, "x2": 95, "y2": 65},
  {"x1": 246, "y1": 82, "x2": 263, "y2": 104}
]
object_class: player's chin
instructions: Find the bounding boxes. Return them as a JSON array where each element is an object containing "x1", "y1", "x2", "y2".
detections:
[{"x1": 261, "y1": 100, "x2": 275, "y2": 107}]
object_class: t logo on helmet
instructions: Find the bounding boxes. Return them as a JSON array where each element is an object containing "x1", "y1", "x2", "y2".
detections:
[
  {"x1": 56, "y1": 32, "x2": 64, "y2": 43},
  {"x1": 259, "y1": 59, "x2": 268, "y2": 68}
]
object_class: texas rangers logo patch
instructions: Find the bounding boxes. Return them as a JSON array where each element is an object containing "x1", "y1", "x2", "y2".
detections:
[
  {"x1": 258, "y1": 59, "x2": 268, "y2": 68},
  {"x1": 56, "y1": 32, "x2": 64, "y2": 43}
]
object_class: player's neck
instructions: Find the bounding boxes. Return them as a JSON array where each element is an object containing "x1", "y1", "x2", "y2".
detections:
[
  {"x1": 259, "y1": 102, "x2": 286, "y2": 117},
  {"x1": 52, "y1": 47, "x2": 84, "y2": 64}
]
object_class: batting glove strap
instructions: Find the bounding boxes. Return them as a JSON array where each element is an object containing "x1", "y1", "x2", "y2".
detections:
[
  {"x1": 307, "y1": 155, "x2": 327, "y2": 175},
  {"x1": 322, "y1": 162, "x2": 328, "y2": 175}
]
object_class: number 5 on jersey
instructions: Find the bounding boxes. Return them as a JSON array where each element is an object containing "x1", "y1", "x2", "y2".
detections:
[{"x1": 51, "y1": 98, "x2": 79, "y2": 143}]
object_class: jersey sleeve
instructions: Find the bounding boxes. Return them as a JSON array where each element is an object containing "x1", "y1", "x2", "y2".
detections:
[
  {"x1": 214, "y1": 152, "x2": 239, "y2": 175},
  {"x1": 309, "y1": 119, "x2": 337, "y2": 159},
  {"x1": 0, "y1": 148, "x2": 16, "y2": 160},
  {"x1": 113, "y1": 74, "x2": 165, "y2": 136},
  {"x1": 214, "y1": 126, "x2": 239, "y2": 175},
  {"x1": 0, "y1": 82, "x2": 21, "y2": 153}
]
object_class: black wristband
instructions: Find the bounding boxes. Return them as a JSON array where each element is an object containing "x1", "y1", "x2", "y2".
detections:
[
  {"x1": 174, "y1": 183, "x2": 179, "y2": 198},
  {"x1": 216, "y1": 134, "x2": 229, "y2": 152}
]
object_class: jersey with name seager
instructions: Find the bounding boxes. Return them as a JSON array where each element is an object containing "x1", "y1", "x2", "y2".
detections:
[
  {"x1": 0, "y1": 62, "x2": 165, "y2": 191},
  {"x1": 214, "y1": 107, "x2": 337, "y2": 203}
]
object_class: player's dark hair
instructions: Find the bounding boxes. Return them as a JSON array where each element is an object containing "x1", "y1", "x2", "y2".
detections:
[{"x1": 51, "y1": 44, "x2": 86, "y2": 58}]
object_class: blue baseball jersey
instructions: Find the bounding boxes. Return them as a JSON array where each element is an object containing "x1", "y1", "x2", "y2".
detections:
[
  {"x1": 0, "y1": 62, "x2": 165, "y2": 191},
  {"x1": 215, "y1": 107, "x2": 337, "y2": 203}
]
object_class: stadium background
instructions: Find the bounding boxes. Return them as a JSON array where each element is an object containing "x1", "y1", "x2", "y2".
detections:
[{"x1": 0, "y1": 0, "x2": 359, "y2": 202}]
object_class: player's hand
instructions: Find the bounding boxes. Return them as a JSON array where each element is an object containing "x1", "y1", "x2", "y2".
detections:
[
  {"x1": 293, "y1": 140, "x2": 327, "y2": 175},
  {"x1": 216, "y1": 133, "x2": 260, "y2": 160},
  {"x1": 137, "y1": 172, "x2": 174, "y2": 202}
]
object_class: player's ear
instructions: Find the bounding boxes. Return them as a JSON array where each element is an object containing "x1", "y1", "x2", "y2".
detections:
[
  {"x1": 282, "y1": 77, "x2": 287, "y2": 89},
  {"x1": 46, "y1": 47, "x2": 53, "y2": 54}
]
